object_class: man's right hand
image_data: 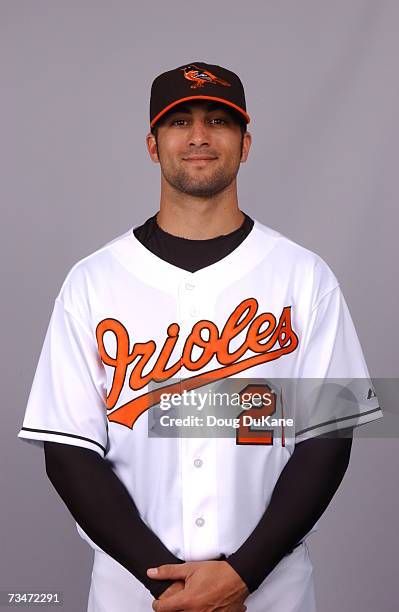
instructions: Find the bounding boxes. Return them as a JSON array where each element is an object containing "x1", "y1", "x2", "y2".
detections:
[
  {"x1": 155, "y1": 579, "x2": 247, "y2": 611},
  {"x1": 158, "y1": 580, "x2": 185, "y2": 600}
]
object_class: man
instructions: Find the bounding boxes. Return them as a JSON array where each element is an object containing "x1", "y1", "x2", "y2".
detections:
[{"x1": 18, "y1": 62, "x2": 383, "y2": 611}]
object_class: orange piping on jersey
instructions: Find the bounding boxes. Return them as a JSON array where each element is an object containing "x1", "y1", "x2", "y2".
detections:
[
  {"x1": 97, "y1": 297, "x2": 299, "y2": 430},
  {"x1": 150, "y1": 96, "x2": 250, "y2": 128}
]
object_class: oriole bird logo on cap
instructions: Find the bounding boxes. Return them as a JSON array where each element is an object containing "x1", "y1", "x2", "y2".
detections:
[{"x1": 180, "y1": 64, "x2": 231, "y2": 89}]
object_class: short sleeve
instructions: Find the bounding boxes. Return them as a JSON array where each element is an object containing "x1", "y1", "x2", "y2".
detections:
[
  {"x1": 295, "y1": 285, "x2": 383, "y2": 442},
  {"x1": 17, "y1": 297, "x2": 108, "y2": 457}
]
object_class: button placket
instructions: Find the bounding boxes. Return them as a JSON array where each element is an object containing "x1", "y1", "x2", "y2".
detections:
[
  {"x1": 178, "y1": 278, "x2": 202, "y2": 376},
  {"x1": 178, "y1": 278, "x2": 220, "y2": 560},
  {"x1": 181, "y1": 435, "x2": 220, "y2": 560},
  {"x1": 189, "y1": 305, "x2": 200, "y2": 318}
]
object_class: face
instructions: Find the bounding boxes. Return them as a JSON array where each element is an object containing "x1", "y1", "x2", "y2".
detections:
[{"x1": 146, "y1": 100, "x2": 251, "y2": 198}]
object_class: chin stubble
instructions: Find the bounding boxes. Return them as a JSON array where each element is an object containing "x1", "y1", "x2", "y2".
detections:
[{"x1": 166, "y1": 165, "x2": 236, "y2": 198}]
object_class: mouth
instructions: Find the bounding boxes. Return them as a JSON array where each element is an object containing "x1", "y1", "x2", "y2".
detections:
[{"x1": 182, "y1": 157, "x2": 217, "y2": 165}]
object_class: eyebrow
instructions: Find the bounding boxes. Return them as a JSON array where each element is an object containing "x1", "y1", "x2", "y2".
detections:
[{"x1": 167, "y1": 102, "x2": 230, "y2": 115}]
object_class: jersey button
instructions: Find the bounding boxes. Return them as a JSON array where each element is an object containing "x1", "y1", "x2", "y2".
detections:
[
  {"x1": 185, "y1": 282, "x2": 195, "y2": 290},
  {"x1": 195, "y1": 517, "x2": 205, "y2": 527},
  {"x1": 190, "y1": 306, "x2": 200, "y2": 317},
  {"x1": 194, "y1": 458, "x2": 203, "y2": 468}
]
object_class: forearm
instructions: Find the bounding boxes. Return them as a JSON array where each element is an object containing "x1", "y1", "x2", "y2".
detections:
[
  {"x1": 225, "y1": 431, "x2": 353, "y2": 593},
  {"x1": 43, "y1": 441, "x2": 184, "y2": 598}
]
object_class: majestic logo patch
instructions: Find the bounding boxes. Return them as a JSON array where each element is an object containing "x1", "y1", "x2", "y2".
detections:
[
  {"x1": 180, "y1": 64, "x2": 231, "y2": 89},
  {"x1": 96, "y1": 297, "x2": 299, "y2": 429}
]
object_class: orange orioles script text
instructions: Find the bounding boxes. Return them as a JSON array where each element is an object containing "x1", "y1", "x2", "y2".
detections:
[{"x1": 96, "y1": 297, "x2": 299, "y2": 429}]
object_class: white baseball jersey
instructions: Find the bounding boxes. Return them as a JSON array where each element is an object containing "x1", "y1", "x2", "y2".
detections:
[{"x1": 18, "y1": 218, "x2": 383, "y2": 612}]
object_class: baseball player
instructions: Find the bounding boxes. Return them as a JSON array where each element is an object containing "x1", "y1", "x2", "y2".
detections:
[{"x1": 18, "y1": 62, "x2": 383, "y2": 612}]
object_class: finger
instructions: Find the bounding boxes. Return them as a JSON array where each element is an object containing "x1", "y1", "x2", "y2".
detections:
[
  {"x1": 152, "y1": 591, "x2": 189, "y2": 612},
  {"x1": 147, "y1": 563, "x2": 190, "y2": 581},
  {"x1": 158, "y1": 580, "x2": 185, "y2": 600}
]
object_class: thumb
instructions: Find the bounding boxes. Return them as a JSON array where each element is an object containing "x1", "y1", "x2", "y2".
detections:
[{"x1": 147, "y1": 563, "x2": 190, "y2": 581}]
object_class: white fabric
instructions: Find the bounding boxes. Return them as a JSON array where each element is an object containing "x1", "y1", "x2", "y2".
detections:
[
  {"x1": 17, "y1": 296, "x2": 109, "y2": 456},
  {"x1": 17, "y1": 218, "x2": 383, "y2": 610},
  {"x1": 87, "y1": 542, "x2": 316, "y2": 612}
]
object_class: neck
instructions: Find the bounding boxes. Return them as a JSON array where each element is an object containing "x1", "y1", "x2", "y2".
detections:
[{"x1": 156, "y1": 180, "x2": 244, "y2": 240}]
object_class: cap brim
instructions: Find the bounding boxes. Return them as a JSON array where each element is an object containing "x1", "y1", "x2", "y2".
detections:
[{"x1": 150, "y1": 95, "x2": 250, "y2": 128}]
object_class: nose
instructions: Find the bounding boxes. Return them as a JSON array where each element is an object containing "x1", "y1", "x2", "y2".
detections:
[{"x1": 188, "y1": 119, "x2": 210, "y2": 147}]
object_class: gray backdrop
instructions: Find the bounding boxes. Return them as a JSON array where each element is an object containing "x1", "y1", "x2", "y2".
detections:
[{"x1": 1, "y1": 1, "x2": 397, "y2": 610}]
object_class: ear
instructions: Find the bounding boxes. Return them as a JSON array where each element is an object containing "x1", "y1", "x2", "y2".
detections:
[
  {"x1": 240, "y1": 131, "x2": 252, "y2": 163},
  {"x1": 146, "y1": 132, "x2": 160, "y2": 163}
]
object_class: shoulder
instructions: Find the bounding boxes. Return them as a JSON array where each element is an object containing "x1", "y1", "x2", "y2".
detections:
[
  {"x1": 54, "y1": 226, "x2": 134, "y2": 320},
  {"x1": 253, "y1": 218, "x2": 340, "y2": 309}
]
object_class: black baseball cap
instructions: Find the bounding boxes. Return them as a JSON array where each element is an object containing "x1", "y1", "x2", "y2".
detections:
[{"x1": 149, "y1": 62, "x2": 250, "y2": 128}]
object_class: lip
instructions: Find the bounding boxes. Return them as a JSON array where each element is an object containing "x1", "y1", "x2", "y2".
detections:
[{"x1": 183, "y1": 157, "x2": 217, "y2": 163}]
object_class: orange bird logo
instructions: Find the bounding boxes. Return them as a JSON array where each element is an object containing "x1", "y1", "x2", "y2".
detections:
[{"x1": 180, "y1": 64, "x2": 231, "y2": 89}]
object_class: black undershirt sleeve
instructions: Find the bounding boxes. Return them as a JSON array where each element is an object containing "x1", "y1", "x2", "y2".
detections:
[
  {"x1": 43, "y1": 441, "x2": 186, "y2": 599},
  {"x1": 44, "y1": 430, "x2": 353, "y2": 598},
  {"x1": 224, "y1": 429, "x2": 354, "y2": 593}
]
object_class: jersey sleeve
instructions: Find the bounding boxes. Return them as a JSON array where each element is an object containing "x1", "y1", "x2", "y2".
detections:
[
  {"x1": 17, "y1": 297, "x2": 108, "y2": 457},
  {"x1": 294, "y1": 285, "x2": 383, "y2": 443}
]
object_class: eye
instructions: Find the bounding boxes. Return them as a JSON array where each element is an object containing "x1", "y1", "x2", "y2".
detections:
[{"x1": 170, "y1": 117, "x2": 228, "y2": 127}]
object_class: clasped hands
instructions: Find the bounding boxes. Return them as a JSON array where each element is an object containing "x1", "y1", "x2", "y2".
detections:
[{"x1": 147, "y1": 559, "x2": 249, "y2": 611}]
